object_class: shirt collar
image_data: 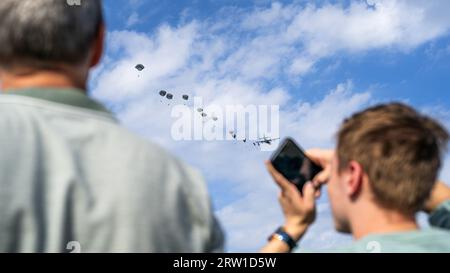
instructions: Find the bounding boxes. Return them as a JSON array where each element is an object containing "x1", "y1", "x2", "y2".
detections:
[{"x1": 4, "y1": 88, "x2": 112, "y2": 114}]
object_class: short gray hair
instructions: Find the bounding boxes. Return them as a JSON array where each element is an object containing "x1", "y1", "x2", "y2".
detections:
[{"x1": 0, "y1": 0, "x2": 103, "y2": 69}]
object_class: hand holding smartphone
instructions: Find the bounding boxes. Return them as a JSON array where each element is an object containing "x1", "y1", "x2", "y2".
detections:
[{"x1": 270, "y1": 138, "x2": 323, "y2": 193}]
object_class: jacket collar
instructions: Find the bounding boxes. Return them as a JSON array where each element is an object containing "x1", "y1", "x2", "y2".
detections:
[{"x1": 4, "y1": 88, "x2": 111, "y2": 114}]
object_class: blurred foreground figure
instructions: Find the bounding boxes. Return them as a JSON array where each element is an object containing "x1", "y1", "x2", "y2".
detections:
[{"x1": 0, "y1": 0, "x2": 223, "y2": 253}]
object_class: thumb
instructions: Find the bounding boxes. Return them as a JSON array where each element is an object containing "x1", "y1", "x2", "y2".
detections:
[{"x1": 303, "y1": 182, "x2": 316, "y2": 208}]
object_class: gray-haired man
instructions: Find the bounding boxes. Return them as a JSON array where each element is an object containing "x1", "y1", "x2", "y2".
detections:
[{"x1": 0, "y1": 0, "x2": 224, "y2": 252}]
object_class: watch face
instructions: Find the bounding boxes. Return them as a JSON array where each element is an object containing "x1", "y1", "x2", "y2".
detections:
[{"x1": 274, "y1": 234, "x2": 284, "y2": 241}]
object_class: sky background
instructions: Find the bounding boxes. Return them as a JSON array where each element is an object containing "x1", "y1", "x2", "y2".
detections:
[{"x1": 90, "y1": 0, "x2": 450, "y2": 252}]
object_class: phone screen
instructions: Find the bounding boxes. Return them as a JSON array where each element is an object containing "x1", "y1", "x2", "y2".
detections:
[{"x1": 270, "y1": 138, "x2": 323, "y2": 192}]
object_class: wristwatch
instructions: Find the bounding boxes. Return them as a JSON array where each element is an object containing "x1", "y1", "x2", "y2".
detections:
[{"x1": 268, "y1": 226, "x2": 298, "y2": 251}]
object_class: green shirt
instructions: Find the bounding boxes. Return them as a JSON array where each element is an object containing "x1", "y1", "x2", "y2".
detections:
[
  {"x1": 0, "y1": 88, "x2": 224, "y2": 253},
  {"x1": 297, "y1": 201, "x2": 450, "y2": 253},
  {"x1": 333, "y1": 227, "x2": 450, "y2": 253}
]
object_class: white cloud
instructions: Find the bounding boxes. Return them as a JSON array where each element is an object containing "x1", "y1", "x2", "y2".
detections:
[
  {"x1": 289, "y1": 57, "x2": 315, "y2": 76},
  {"x1": 241, "y1": 2, "x2": 297, "y2": 30},
  {"x1": 286, "y1": 0, "x2": 450, "y2": 54},
  {"x1": 126, "y1": 12, "x2": 140, "y2": 28},
  {"x1": 281, "y1": 81, "x2": 371, "y2": 147},
  {"x1": 242, "y1": 0, "x2": 450, "y2": 75},
  {"x1": 94, "y1": 1, "x2": 450, "y2": 97},
  {"x1": 93, "y1": 23, "x2": 198, "y2": 102}
]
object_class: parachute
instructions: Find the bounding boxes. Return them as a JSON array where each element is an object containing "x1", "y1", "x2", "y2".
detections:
[
  {"x1": 135, "y1": 64, "x2": 145, "y2": 71},
  {"x1": 166, "y1": 93, "x2": 174, "y2": 100},
  {"x1": 159, "y1": 90, "x2": 167, "y2": 97},
  {"x1": 182, "y1": 95, "x2": 189, "y2": 101}
]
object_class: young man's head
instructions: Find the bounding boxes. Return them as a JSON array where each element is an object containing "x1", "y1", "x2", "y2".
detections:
[
  {"x1": 0, "y1": 0, "x2": 104, "y2": 90},
  {"x1": 328, "y1": 103, "x2": 449, "y2": 233}
]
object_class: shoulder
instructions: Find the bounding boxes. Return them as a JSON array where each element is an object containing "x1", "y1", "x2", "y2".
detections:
[
  {"x1": 333, "y1": 229, "x2": 450, "y2": 253},
  {"x1": 0, "y1": 94, "x2": 116, "y2": 128}
]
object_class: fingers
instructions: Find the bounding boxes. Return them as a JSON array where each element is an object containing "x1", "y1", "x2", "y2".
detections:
[
  {"x1": 305, "y1": 148, "x2": 325, "y2": 165},
  {"x1": 267, "y1": 161, "x2": 322, "y2": 204},
  {"x1": 314, "y1": 188, "x2": 321, "y2": 198},
  {"x1": 305, "y1": 149, "x2": 334, "y2": 168},
  {"x1": 313, "y1": 168, "x2": 330, "y2": 185},
  {"x1": 278, "y1": 192, "x2": 289, "y2": 206},
  {"x1": 309, "y1": 180, "x2": 321, "y2": 198}
]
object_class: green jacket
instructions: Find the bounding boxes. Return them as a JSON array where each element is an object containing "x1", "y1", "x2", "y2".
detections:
[{"x1": 0, "y1": 88, "x2": 224, "y2": 253}]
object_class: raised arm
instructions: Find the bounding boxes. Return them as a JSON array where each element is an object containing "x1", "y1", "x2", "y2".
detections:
[{"x1": 260, "y1": 149, "x2": 333, "y2": 253}]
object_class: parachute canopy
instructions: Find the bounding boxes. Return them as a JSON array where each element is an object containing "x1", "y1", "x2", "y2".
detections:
[
  {"x1": 182, "y1": 95, "x2": 189, "y2": 101},
  {"x1": 159, "y1": 90, "x2": 167, "y2": 97},
  {"x1": 135, "y1": 64, "x2": 145, "y2": 71},
  {"x1": 166, "y1": 93, "x2": 174, "y2": 100}
]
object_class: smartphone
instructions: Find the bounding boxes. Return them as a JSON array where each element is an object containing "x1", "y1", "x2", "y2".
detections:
[{"x1": 270, "y1": 138, "x2": 323, "y2": 193}]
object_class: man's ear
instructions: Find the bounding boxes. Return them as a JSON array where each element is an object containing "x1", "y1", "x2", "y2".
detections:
[
  {"x1": 345, "y1": 160, "x2": 364, "y2": 198},
  {"x1": 90, "y1": 23, "x2": 105, "y2": 68}
]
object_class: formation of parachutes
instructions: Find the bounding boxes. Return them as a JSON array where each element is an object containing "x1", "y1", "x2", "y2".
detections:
[
  {"x1": 228, "y1": 130, "x2": 279, "y2": 147},
  {"x1": 158, "y1": 90, "x2": 189, "y2": 105},
  {"x1": 135, "y1": 64, "x2": 218, "y2": 121},
  {"x1": 133, "y1": 64, "x2": 277, "y2": 147},
  {"x1": 197, "y1": 107, "x2": 219, "y2": 121}
]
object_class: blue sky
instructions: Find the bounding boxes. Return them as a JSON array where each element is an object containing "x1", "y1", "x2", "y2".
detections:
[{"x1": 91, "y1": 0, "x2": 450, "y2": 252}]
